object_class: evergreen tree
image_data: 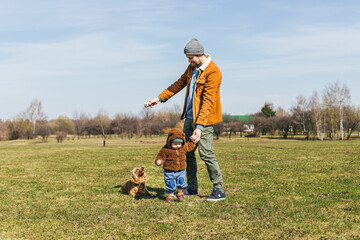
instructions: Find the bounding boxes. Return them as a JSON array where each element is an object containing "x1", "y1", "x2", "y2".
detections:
[{"x1": 261, "y1": 103, "x2": 276, "y2": 118}]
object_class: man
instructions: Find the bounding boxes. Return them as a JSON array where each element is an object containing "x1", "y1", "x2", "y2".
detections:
[{"x1": 147, "y1": 38, "x2": 225, "y2": 201}]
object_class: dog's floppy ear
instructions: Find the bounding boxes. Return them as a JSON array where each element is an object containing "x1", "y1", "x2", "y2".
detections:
[{"x1": 131, "y1": 168, "x2": 140, "y2": 182}]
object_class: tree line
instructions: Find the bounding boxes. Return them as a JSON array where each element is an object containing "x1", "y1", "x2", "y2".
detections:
[
  {"x1": 0, "y1": 100, "x2": 185, "y2": 142},
  {"x1": 250, "y1": 82, "x2": 360, "y2": 140},
  {"x1": 0, "y1": 82, "x2": 359, "y2": 142}
]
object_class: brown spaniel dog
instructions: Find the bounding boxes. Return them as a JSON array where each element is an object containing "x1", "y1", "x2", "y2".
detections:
[{"x1": 121, "y1": 167, "x2": 155, "y2": 198}]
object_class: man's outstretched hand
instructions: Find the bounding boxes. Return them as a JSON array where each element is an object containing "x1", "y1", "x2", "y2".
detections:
[{"x1": 146, "y1": 97, "x2": 160, "y2": 108}]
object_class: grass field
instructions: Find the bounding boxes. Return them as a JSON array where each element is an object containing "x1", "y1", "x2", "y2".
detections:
[{"x1": 0, "y1": 136, "x2": 359, "y2": 239}]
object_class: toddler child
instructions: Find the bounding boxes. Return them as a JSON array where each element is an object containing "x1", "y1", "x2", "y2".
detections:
[{"x1": 155, "y1": 128, "x2": 196, "y2": 202}]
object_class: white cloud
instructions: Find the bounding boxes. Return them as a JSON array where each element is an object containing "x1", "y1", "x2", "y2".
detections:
[
  {"x1": 1, "y1": 1, "x2": 360, "y2": 119},
  {"x1": 222, "y1": 25, "x2": 360, "y2": 83},
  {"x1": 0, "y1": 30, "x2": 186, "y2": 119},
  {"x1": 0, "y1": 32, "x2": 171, "y2": 81},
  {"x1": 238, "y1": 25, "x2": 360, "y2": 58},
  {"x1": 0, "y1": 0, "x2": 187, "y2": 31}
]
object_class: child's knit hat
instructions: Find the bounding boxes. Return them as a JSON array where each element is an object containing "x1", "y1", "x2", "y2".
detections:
[{"x1": 171, "y1": 138, "x2": 184, "y2": 143}]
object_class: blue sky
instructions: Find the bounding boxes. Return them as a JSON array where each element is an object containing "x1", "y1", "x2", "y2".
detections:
[{"x1": 1, "y1": 0, "x2": 360, "y2": 119}]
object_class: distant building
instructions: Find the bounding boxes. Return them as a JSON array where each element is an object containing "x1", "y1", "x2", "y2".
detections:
[
  {"x1": 223, "y1": 115, "x2": 254, "y2": 133},
  {"x1": 224, "y1": 115, "x2": 252, "y2": 123},
  {"x1": 243, "y1": 124, "x2": 254, "y2": 133}
]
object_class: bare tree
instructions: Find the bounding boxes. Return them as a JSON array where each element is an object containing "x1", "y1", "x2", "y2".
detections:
[
  {"x1": 35, "y1": 120, "x2": 51, "y2": 142},
  {"x1": 73, "y1": 111, "x2": 89, "y2": 139},
  {"x1": 336, "y1": 83, "x2": 351, "y2": 140},
  {"x1": 94, "y1": 109, "x2": 111, "y2": 139},
  {"x1": 322, "y1": 82, "x2": 351, "y2": 140},
  {"x1": 213, "y1": 122, "x2": 224, "y2": 140},
  {"x1": 227, "y1": 122, "x2": 243, "y2": 139},
  {"x1": 19, "y1": 99, "x2": 46, "y2": 135},
  {"x1": 276, "y1": 116, "x2": 293, "y2": 139},
  {"x1": 0, "y1": 119, "x2": 8, "y2": 141},
  {"x1": 140, "y1": 107, "x2": 155, "y2": 121},
  {"x1": 251, "y1": 113, "x2": 268, "y2": 136},
  {"x1": 172, "y1": 104, "x2": 183, "y2": 117},
  {"x1": 291, "y1": 95, "x2": 315, "y2": 139},
  {"x1": 111, "y1": 113, "x2": 126, "y2": 136},
  {"x1": 323, "y1": 85, "x2": 339, "y2": 140},
  {"x1": 309, "y1": 91, "x2": 325, "y2": 140},
  {"x1": 139, "y1": 108, "x2": 154, "y2": 138},
  {"x1": 343, "y1": 105, "x2": 360, "y2": 140},
  {"x1": 56, "y1": 131, "x2": 67, "y2": 143},
  {"x1": 291, "y1": 95, "x2": 307, "y2": 133}
]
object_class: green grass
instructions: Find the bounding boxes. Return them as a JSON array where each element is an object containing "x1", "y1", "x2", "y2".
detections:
[{"x1": 0, "y1": 136, "x2": 359, "y2": 239}]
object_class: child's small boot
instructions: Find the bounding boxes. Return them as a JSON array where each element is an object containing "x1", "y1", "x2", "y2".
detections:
[
  {"x1": 165, "y1": 193, "x2": 175, "y2": 202},
  {"x1": 176, "y1": 189, "x2": 185, "y2": 202}
]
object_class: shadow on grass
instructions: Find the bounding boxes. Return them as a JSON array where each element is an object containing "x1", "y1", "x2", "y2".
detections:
[
  {"x1": 112, "y1": 185, "x2": 208, "y2": 200},
  {"x1": 146, "y1": 186, "x2": 166, "y2": 200},
  {"x1": 113, "y1": 185, "x2": 166, "y2": 200},
  {"x1": 264, "y1": 136, "x2": 360, "y2": 141},
  {"x1": 262, "y1": 136, "x2": 309, "y2": 141}
]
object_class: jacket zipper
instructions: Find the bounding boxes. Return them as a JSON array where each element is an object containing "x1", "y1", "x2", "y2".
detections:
[{"x1": 176, "y1": 150, "x2": 180, "y2": 170}]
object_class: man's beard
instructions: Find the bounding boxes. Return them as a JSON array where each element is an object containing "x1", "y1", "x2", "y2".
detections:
[{"x1": 191, "y1": 62, "x2": 201, "y2": 68}]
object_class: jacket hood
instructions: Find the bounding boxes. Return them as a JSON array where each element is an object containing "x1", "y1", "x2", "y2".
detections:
[{"x1": 166, "y1": 128, "x2": 186, "y2": 148}]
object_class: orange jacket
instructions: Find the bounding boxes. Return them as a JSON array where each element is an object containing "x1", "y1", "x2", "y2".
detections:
[{"x1": 159, "y1": 59, "x2": 222, "y2": 126}]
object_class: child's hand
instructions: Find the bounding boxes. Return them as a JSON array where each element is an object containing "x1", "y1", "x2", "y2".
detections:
[{"x1": 155, "y1": 160, "x2": 162, "y2": 166}]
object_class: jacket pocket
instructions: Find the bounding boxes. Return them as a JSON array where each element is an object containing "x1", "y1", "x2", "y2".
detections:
[
  {"x1": 196, "y1": 76, "x2": 206, "y2": 94},
  {"x1": 197, "y1": 76, "x2": 206, "y2": 84}
]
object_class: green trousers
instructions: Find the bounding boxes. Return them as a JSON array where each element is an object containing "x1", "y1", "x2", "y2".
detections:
[{"x1": 183, "y1": 118, "x2": 224, "y2": 192}]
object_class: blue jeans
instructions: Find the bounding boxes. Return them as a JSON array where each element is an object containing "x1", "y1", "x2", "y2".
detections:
[{"x1": 164, "y1": 170, "x2": 188, "y2": 193}]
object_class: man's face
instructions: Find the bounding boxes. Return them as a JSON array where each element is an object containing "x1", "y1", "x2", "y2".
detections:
[{"x1": 186, "y1": 54, "x2": 201, "y2": 68}]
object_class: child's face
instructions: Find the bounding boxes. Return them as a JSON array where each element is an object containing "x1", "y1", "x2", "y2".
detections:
[{"x1": 171, "y1": 142, "x2": 182, "y2": 150}]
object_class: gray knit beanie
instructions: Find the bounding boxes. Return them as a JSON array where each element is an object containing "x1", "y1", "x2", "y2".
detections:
[{"x1": 184, "y1": 38, "x2": 204, "y2": 55}]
